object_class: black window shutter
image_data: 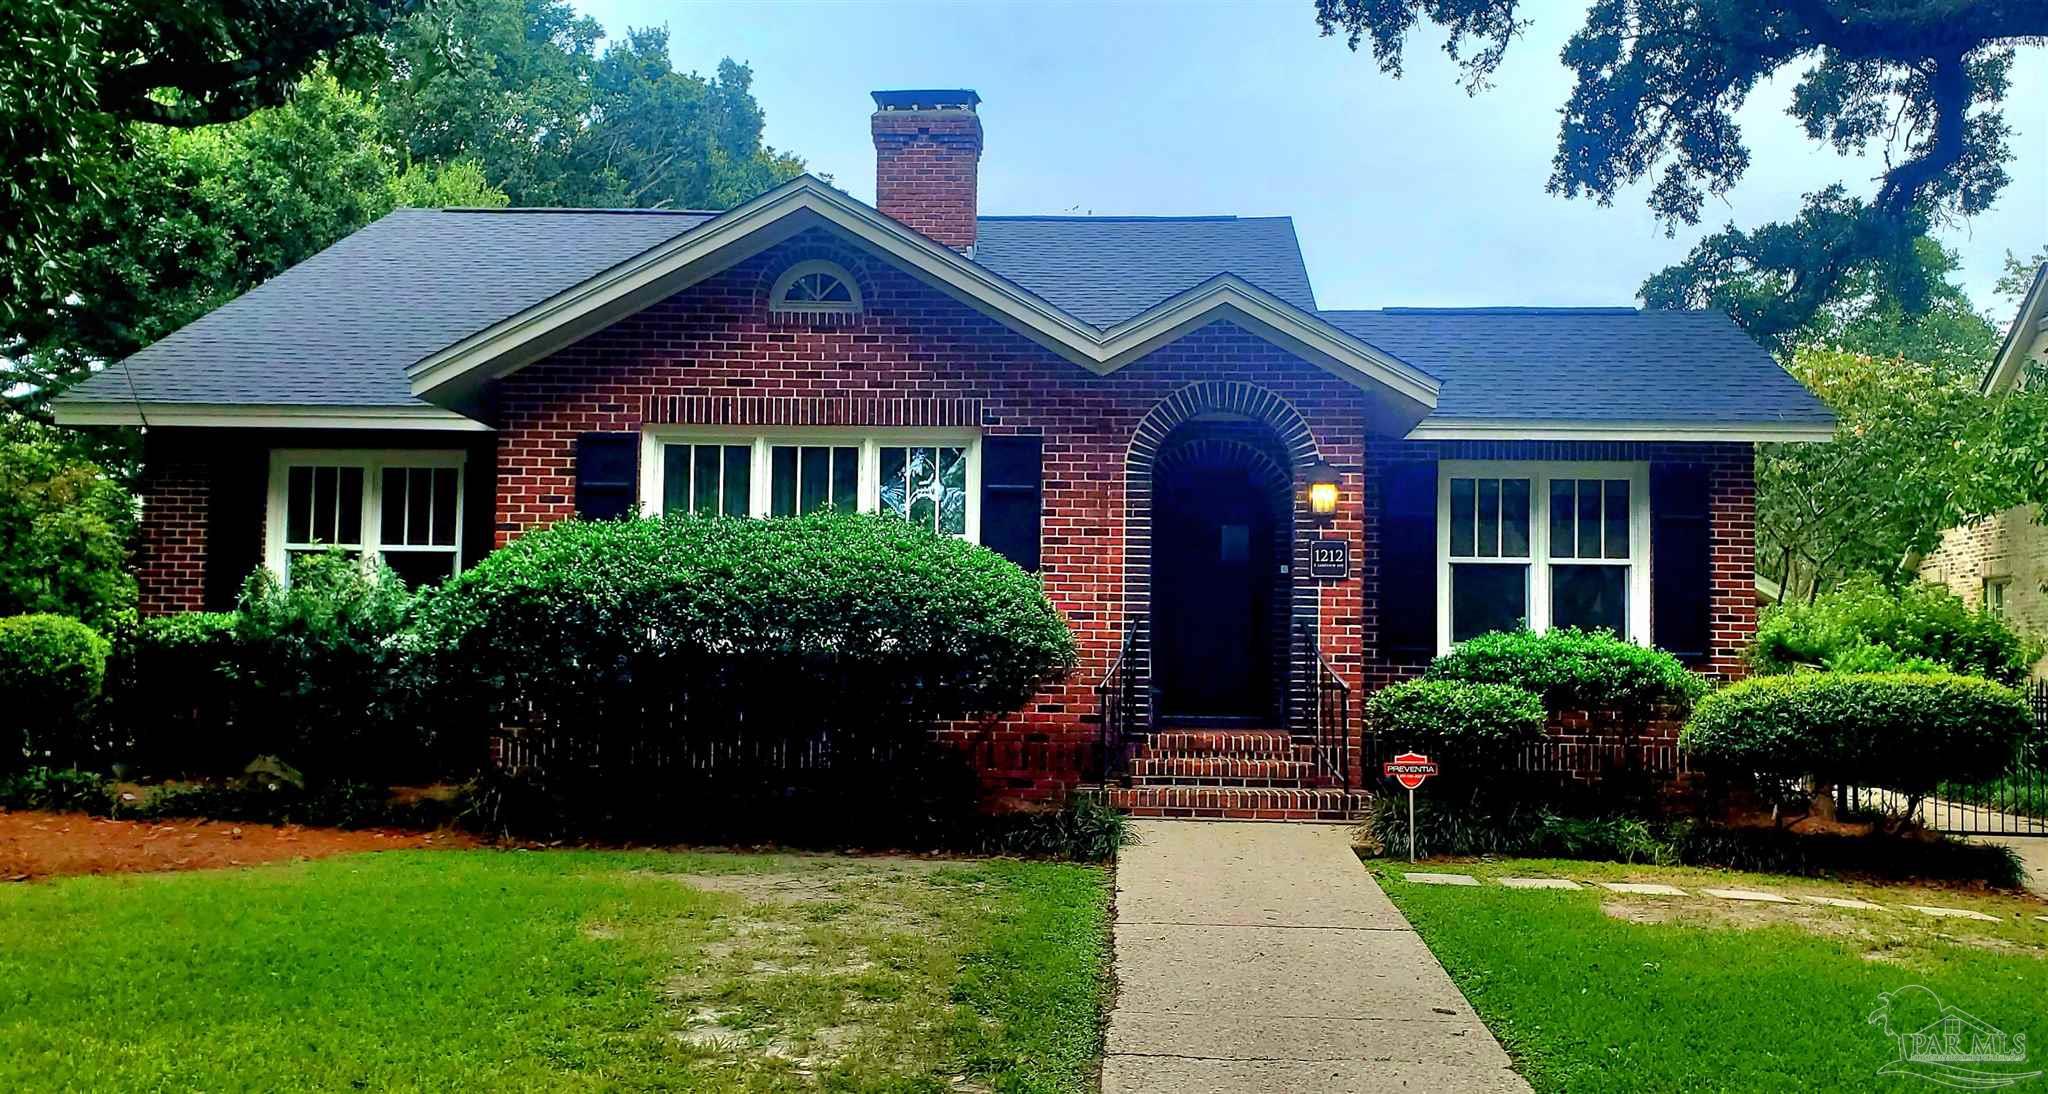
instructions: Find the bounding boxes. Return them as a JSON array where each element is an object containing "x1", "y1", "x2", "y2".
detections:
[
  {"x1": 1651, "y1": 464, "x2": 1712, "y2": 661},
  {"x1": 1379, "y1": 459, "x2": 1437, "y2": 661},
  {"x1": 981, "y1": 435, "x2": 1043, "y2": 571},
  {"x1": 574, "y1": 433, "x2": 639, "y2": 520}
]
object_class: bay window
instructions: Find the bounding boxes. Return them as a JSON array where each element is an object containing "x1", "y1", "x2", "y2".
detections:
[
  {"x1": 640, "y1": 430, "x2": 980, "y2": 541},
  {"x1": 268, "y1": 450, "x2": 465, "y2": 586},
  {"x1": 1438, "y1": 461, "x2": 1648, "y2": 651}
]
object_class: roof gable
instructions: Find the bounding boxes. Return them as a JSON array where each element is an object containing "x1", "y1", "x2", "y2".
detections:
[{"x1": 974, "y1": 216, "x2": 1315, "y2": 325}]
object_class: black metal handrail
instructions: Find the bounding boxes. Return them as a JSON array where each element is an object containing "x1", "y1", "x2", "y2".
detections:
[
  {"x1": 1094, "y1": 622, "x2": 1140, "y2": 784},
  {"x1": 1300, "y1": 627, "x2": 1352, "y2": 792}
]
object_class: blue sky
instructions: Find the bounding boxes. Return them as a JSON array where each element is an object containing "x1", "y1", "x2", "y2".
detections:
[{"x1": 580, "y1": 0, "x2": 2046, "y2": 320}]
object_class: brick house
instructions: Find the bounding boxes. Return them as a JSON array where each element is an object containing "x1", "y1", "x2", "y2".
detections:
[
  {"x1": 54, "y1": 90, "x2": 1832, "y2": 817},
  {"x1": 1917, "y1": 263, "x2": 2048, "y2": 677}
]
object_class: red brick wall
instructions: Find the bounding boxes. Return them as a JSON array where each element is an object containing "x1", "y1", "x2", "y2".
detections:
[
  {"x1": 493, "y1": 229, "x2": 1761, "y2": 800},
  {"x1": 871, "y1": 106, "x2": 981, "y2": 251},
  {"x1": 136, "y1": 458, "x2": 210, "y2": 616}
]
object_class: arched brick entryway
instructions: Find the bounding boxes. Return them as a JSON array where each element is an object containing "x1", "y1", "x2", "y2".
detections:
[{"x1": 1125, "y1": 381, "x2": 1324, "y2": 734}]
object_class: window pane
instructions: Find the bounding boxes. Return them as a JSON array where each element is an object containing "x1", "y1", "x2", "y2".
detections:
[
  {"x1": 287, "y1": 466, "x2": 312, "y2": 543},
  {"x1": 1451, "y1": 564, "x2": 1528, "y2": 643},
  {"x1": 1577, "y1": 479, "x2": 1601, "y2": 559},
  {"x1": 381, "y1": 467, "x2": 406, "y2": 543},
  {"x1": 1500, "y1": 479, "x2": 1530, "y2": 558},
  {"x1": 908, "y1": 447, "x2": 937, "y2": 527},
  {"x1": 799, "y1": 446, "x2": 829, "y2": 513},
  {"x1": 1476, "y1": 478, "x2": 1500, "y2": 558},
  {"x1": 938, "y1": 446, "x2": 967, "y2": 535},
  {"x1": 1552, "y1": 564, "x2": 1627, "y2": 635},
  {"x1": 879, "y1": 446, "x2": 908, "y2": 517},
  {"x1": 831, "y1": 446, "x2": 858, "y2": 511},
  {"x1": 313, "y1": 466, "x2": 338, "y2": 543},
  {"x1": 338, "y1": 467, "x2": 363, "y2": 545},
  {"x1": 1549, "y1": 479, "x2": 1574, "y2": 558},
  {"x1": 663, "y1": 445, "x2": 691, "y2": 515},
  {"x1": 1449, "y1": 478, "x2": 1475, "y2": 557},
  {"x1": 431, "y1": 468, "x2": 458, "y2": 546},
  {"x1": 381, "y1": 550, "x2": 456, "y2": 590},
  {"x1": 771, "y1": 446, "x2": 797, "y2": 516},
  {"x1": 722, "y1": 446, "x2": 750, "y2": 516},
  {"x1": 1603, "y1": 479, "x2": 1630, "y2": 559},
  {"x1": 693, "y1": 444, "x2": 720, "y2": 514},
  {"x1": 406, "y1": 468, "x2": 431, "y2": 545}
]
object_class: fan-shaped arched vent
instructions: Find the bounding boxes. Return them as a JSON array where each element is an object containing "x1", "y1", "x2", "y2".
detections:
[{"x1": 769, "y1": 260, "x2": 863, "y2": 324}]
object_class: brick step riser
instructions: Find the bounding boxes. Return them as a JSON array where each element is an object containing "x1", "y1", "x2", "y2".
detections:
[
  {"x1": 1134, "y1": 744, "x2": 1321, "y2": 765},
  {"x1": 1106, "y1": 786, "x2": 1367, "y2": 822},
  {"x1": 1145, "y1": 731, "x2": 1300, "y2": 757},
  {"x1": 1128, "y1": 758, "x2": 1313, "y2": 780}
]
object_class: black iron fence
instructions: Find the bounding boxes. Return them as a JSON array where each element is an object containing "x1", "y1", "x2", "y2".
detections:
[{"x1": 1838, "y1": 679, "x2": 2048, "y2": 837}]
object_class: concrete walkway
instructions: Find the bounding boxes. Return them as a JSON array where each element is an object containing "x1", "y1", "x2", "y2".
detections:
[{"x1": 1103, "y1": 821, "x2": 1530, "y2": 1093}]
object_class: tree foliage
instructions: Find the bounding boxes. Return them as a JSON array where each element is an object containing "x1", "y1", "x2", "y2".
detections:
[
  {"x1": 1313, "y1": 0, "x2": 2043, "y2": 345},
  {"x1": 0, "y1": 0, "x2": 417, "y2": 333},
  {"x1": 0, "y1": 417, "x2": 135, "y2": 629}
]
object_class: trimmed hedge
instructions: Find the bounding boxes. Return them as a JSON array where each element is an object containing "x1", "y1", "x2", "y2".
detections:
[
  {"x1": 416, "y1": 513, "x2": 1077, "y2": 731},
  {"x1": 1752, "y1": 578, "x2": 2043, "y2": 685},
  {"x1": 99, "y1": 611, "x2": 240, "y2": 774},
  {"x1": 1681, "y1": 673, "x2": 2030, "y2": 796},
  {"x1": 1425, "y1": 628, "x2": 1708, "y2": 718},
  {"x1": 0, "y1": 614, "x2": 109, "y2": 770},
  {"x1": 1366, "y1": 679, "x2": 1546, "y2": 768}
]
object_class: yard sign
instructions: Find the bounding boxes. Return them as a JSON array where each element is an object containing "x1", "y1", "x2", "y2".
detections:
[{"x1": 1382, "y1": 752, "x2": 1439, "y2": 862}]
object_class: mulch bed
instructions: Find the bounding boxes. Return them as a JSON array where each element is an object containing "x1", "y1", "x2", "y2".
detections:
[{"x1": 0, "y1": 810, "x2": 476, "y2": 882}]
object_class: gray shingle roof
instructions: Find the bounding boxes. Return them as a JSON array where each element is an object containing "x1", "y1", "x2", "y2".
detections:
[
  {"x1": 64, "y1": 208, "x2": 713, "y2": 407},
  {"x1": 1319, "y1": 307, "x2": 1833, "y2": 425},
  {"x1": 973, "y1": 216, "x2": 1316, "y2": 325}
]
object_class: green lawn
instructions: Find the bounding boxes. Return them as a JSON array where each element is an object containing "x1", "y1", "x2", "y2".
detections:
[
  {"x1": 1374, "y1": 858, "x2": 2048, "y2": 1093},
  {"x1": 0, "y1": 849, "x2": 1110, "y2": 1092}
]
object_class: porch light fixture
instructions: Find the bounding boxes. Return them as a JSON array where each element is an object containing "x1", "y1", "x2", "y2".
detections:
[{"x1": 1306, "y1": 460, "x2": 1341, "y2": 523}]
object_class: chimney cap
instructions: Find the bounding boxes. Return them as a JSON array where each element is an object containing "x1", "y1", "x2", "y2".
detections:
[{"x1": 871, "y1": 89, "x2": 980, "y2": 111}]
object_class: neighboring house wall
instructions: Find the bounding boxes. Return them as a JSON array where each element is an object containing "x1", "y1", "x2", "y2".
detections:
[{"x1": 1919, "y1": 508, "x2": 2048, "y2": 676}]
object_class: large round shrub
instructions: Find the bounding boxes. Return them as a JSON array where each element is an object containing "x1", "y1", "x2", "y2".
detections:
[
  {"x1": 0, "y1": 614, "x2": 109, "y2": 769},
  {"x1": 1426, "y1": 628, "x2": 1708, "y2": 719},
  {"x1": 1680, "y1": 673, "x2": 2029, "y2": 796},
  {"x1": 98, "y1": 611, "x2": 240, "y2": 775},
  {"x1": 417, "y1": 513, "x2": 1078, "y2": 732},
  {"x1": 1752, "y1": 578, "x2": 2043, "y2": 685},
  {"x1": 1366, "y1": 679, "x2": 1545, "y2": 768}
]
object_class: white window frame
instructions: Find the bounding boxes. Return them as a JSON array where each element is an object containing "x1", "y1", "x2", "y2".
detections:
[
  {"x1": 637, "y1": 428, "x2": 983, "y2": 542},
  {"x1": 1985, "y1": 576, "x2": 2012, "y2": 616},
  {"x1": 767, "y1": 259, "x2": 863, "y2": 320},
  {"x1": 265, "y1": 449, "x2": 466, "y2": 580},
  {"x1": 1437, "y1": 460, "x2": 1651, "y2": 653}
]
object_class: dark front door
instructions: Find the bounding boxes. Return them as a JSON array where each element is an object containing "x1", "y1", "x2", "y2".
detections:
[{"x1": 1154, "y1": 461, "x2": 1276, "y2": 722}]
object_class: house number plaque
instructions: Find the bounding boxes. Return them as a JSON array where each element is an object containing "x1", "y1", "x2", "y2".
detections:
[{"x1": 1309, "y1": 538, "x2": 1349, "y2": 580}]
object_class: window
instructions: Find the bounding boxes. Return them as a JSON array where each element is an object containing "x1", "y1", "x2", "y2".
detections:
[
  {"x1": 1438, "y1": 461, "x2": 1649, "y2": 652},
  {"x1": 641, "y1": 431, "x2": 980, "y2": 540},
  {"x1": 1985, "y1": 577, "x2": 2012, "y2": 616},
  {"x1": 268, "y1": 450, "x2": 465, "y2": 587},
  {"x1": 767, "y1": 260, "x2": 862, "y2": 322}
]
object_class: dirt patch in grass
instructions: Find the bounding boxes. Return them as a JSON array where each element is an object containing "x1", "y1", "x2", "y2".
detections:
[{"x1": 0, "y1": 809, "x2": 473, "y2": 882}]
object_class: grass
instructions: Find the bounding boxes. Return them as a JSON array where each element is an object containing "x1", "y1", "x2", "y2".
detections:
[
  {"x1": 0, "y1": 849, "x2": 1110, "y2": 1092},
  {"x1": 1942, "y1": 763, "x2": 2048, "y2": 819},
  {"x1": 1373, "y1": 857, "x2": 2048, "y2": 1093}
]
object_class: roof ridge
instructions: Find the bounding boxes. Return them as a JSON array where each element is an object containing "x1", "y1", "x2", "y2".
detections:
[
  {"x1": 1351, "y1": 306, "x2": 1645, "y2": 316},
  {"x1": 434, "y1": 206, "x2": 725, "y2": 216}
]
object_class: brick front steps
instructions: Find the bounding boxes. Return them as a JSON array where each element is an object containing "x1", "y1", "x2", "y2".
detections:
[{"x1": 1103, "y1": 725, "x2": 1367, "y2": 821}]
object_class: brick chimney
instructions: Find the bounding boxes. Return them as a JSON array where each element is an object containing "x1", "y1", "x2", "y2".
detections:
[{"x1": 871, "y1": 89, "x2": 982, "y2": 253}]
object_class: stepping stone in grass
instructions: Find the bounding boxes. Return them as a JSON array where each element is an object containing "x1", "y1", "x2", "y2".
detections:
[
  {"x1": 2036, "y1": 915, "x2": 2047, "y2": 923},
  {"x1": 1499, "y1": 877, "x2": 1581, "y2": 890},
  {"x1": 1800, "y1": 895, "x2": 1886, "y2": 911},
  {"x1": 1597, "y1": 882, "x2": 1688, "y2": 896},
  {"x1": 1701, "y1": 888, "x2": 1794, "y2": 904},
  {"x1": 1405, "y1": 872, "x2": 1480, "y2": 886},
  {"x1": 1904, "y1": 905, "x2": 2001, "y2": 922}
]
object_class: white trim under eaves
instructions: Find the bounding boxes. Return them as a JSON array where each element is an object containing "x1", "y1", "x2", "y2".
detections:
[
  {"x1": 1404, "y1": 418, "x2": 1836, "y2": 443},
  {"x1": 402, "y1": 174, "x2": 1441, "y2": 414},
  {"x1": 52, "y1": 402, "x2": 493, "y2": 432}
]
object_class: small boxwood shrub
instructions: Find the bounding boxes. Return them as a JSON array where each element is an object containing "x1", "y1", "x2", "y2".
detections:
[
  {"x1": 1366, "y1": 679, "x2": 1545, "y2": 768},
  {"x1": 1681, "y1": 673, "x2": 2030, "y2": 797},
  {"x1": 1752, "y1": 577, "x2": 2043, "y2": 685},
  {"x1": 1425, "y1": 628, "x2": 1708, "y2": 718},
  {"x1": 0, "y1": 614, "x2": 109, "y2": 770}
]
